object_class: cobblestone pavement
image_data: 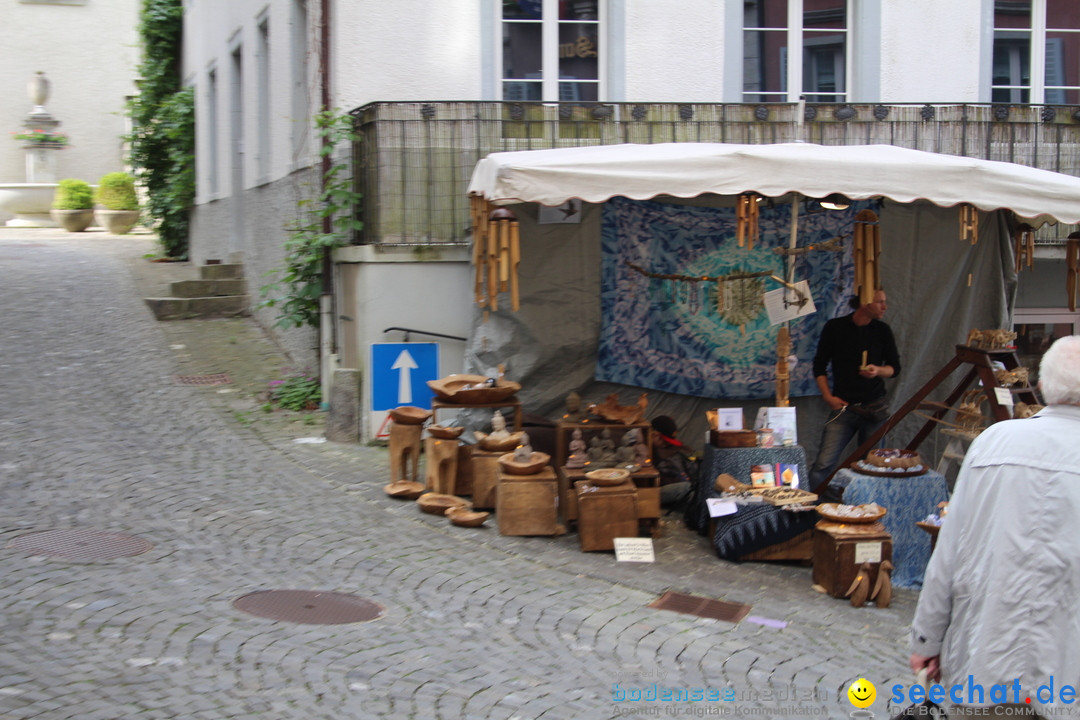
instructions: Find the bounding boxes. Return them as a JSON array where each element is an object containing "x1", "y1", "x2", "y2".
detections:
[{"x1": 0, "y1": 228, "x2": 916, "y2": 719}]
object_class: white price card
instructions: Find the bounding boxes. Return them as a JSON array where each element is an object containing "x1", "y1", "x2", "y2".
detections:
[
  {"x1": 854, "y1": 542, "x2": 883, "y2": 564},
  {"x1": 994, "y1": 386, "x2": 1014, "y2": 406},
  {"x1": 614, "y1": 538, "x2": 656, "y2": 563},
  {"x1": 706, "y1": 498, "x2": 739, "y2": 517}
]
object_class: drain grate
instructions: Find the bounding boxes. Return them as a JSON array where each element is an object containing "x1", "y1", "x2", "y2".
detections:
[
  {"x1": 8, "y1": 529, "x2": 154, "y2": 561},
  {"x1": 232, "y1": 590, "x2": 384, "y2": 625},
  {"x1": 649, "y1": 591, "x2": 751, "y2": 623},
  {"x1": 173, "y1": 373, "x2": 231, "y2": 386}
]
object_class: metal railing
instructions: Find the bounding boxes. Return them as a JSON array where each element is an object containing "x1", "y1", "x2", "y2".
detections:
[{"x1": 350, "y1": 101, "x2": 1080, "y2": 246}]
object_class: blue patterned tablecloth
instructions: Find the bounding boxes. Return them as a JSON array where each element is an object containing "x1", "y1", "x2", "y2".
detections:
[
  {"x1": 834, "y1": 467, "x2": 950, "y2": 589},
  {"x1": 693, "y1": 445, "x2": 809, "y2": 533}
]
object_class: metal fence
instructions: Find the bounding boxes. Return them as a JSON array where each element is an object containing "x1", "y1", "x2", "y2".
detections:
[{"x1": 350, "y1": 101, "x2": 1080, "y2": 245}]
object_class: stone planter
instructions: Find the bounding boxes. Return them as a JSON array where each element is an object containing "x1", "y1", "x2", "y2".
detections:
[
  {"x1": 95, "y1": 209, "x2": 140, "y2": 235},
  {"x1": 51, "y1": 208, "x2": 95, "y2": 232}
]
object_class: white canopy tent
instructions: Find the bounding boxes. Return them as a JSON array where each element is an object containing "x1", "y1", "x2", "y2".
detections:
[
  {"x1": 461, "y1": 142, "x2": 1066, "y2": 460},
  {"x1": 467, "y1": 142, "x2": 1080, "y2": 224}
]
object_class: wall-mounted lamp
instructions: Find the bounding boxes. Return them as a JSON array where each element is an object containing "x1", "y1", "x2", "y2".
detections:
[{"x1": 819, "y1": 193, "x2": 851, "y2": 211}]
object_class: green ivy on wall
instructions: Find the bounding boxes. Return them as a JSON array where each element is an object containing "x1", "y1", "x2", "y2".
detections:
[
  {"x1": 260, "y1": 110, "x2": 363, "y2": 330},
  {"x1": 129, "y1": 0, "x2": 194, "y2": 260}
]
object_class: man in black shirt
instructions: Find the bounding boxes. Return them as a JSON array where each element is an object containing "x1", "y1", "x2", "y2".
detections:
[{"x1": 808, "y1": 289, "x2": 901, "y2": 498}]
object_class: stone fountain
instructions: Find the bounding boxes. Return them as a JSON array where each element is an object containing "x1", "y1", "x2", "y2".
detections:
[{"x1": 0, "y1": 72, "x2": 65, "y2": 227}]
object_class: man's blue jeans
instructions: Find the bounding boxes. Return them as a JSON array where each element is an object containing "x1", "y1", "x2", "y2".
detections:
[{"x1": 809, "y1": 406, "x2": 887, "y2": 497}]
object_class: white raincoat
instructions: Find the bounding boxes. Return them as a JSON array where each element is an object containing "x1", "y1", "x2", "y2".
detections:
[{"x1": 910, "y1": 404, "x2": 1080, "y2": 713}]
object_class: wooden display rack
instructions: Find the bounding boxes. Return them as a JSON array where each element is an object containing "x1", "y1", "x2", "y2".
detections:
[{"x1": 822, "y1": 345, "x2": 1043, "y2": 490}]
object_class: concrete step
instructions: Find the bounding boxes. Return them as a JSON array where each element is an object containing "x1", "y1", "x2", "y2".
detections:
[
  {"x1": 199, "y1": 263, "x2": 244, "y2": 280},
  {"x1": 144, "y1": 295, "x2": 251, "y2": 321},
  {"x1": 170, "y1": 278, "x2": 247, "y2": 298}
]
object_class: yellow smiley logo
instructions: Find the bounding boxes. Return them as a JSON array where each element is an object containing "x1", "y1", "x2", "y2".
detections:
[{"x1": 847, "y1": 678, "x2": 876, "y2": 708}]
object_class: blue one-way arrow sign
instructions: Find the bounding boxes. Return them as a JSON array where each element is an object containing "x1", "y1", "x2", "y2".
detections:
[{"x1": 370, "y1": 342, "x2": 438, "y2": 411}]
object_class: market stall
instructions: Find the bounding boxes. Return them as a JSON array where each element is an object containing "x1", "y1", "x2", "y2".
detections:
[{"x1": 463, "y1": 142, "x2": 1080, "y2": 453}]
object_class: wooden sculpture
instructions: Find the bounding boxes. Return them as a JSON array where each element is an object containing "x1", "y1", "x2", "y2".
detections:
[
  {"x1": 853, "y1": 209, "x2": 881, "y2": 305},
  {"x1": 1014, "y1": 223, "x2": 1035, "y2": 273},
  {"x1": 775, "y1": 326, "x2": 791, "y2": 407},
  {"x1": 960, "y1": 204, "x2": 979, "y2": 244},
  {"x1": 1067, "y1": 235, "x2": 1079, "y2": 312},
  {"x1": 736, "y1": 193, "x2": 760, "y2": 250},
  {"x1": 845, "y1": 561, "x2": 873, "y2": 607},
  {"x1": 872, "y1": 560, "x2": 894, "y2": 609}
]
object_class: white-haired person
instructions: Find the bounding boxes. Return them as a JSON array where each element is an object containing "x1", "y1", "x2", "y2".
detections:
[{"x1": 908, "y1": 335, "x2": 1080, "y2": 718}]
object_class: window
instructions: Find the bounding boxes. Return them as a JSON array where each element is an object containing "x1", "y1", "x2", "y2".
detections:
[
  {"x1": 992, "y1": 0, "x2": 1080, "y2": 104},
  {"x1": 291, "y1": 0, "x2": 310, "y2": 161},
  {"x1": 743, "y1": 0, "x2": 848, "y2": 103},
  {"x1": 500, "y1": 0, "x2": 601, "y2": 102},
  {"x1": 207, "y1": 67, "x2": 219, "y2": 197},
  {"x1": 256, "y1": 15, "x2": 271, "y2": 181}
]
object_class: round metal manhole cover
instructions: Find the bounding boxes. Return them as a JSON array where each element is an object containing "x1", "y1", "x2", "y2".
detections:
[
  {"x1": 232, "y1": 590, "x2": 384, "y2": 625},
  {"x1": 8, "y1": 529, "x2": 154, "y2": 561}
]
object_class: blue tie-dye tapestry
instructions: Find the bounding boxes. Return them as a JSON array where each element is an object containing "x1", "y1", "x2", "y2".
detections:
[{"x1": 597, "y1": 196, "x2": 868, "y2": 399}]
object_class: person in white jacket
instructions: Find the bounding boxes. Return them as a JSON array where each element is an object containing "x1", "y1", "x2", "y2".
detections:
[{"x1": 908, "y1": 334, "x2": 1080, "y2": 718}]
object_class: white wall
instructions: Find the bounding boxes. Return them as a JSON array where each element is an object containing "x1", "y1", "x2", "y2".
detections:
[
  {"x1": 0, "y1": 0, "x2": 140, "y2": 211},
  {"x1": 333, "y1": 2, "x2": 485, "y2": 107},
  {"x1": 622, "y1": 2, "x2": 728, "y2": 102},
  {"x1": 879, "y1": 0, "x2": 985, "y2": 102}
]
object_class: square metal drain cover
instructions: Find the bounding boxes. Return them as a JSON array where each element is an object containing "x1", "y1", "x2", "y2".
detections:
[
  {"x1": 173, "y1": 373, "x2": 231, "y2": 386},
  {"x1": 649, "y1": 591, "x2": 751, "y2": 623}
]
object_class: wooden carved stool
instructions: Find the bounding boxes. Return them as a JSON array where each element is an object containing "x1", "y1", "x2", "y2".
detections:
[{"x1": 388, "y1": 423, "x2": 424, "y2": 484}]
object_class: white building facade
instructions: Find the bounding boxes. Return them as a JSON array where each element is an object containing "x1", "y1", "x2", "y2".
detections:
[
  {"x1": 181, "y1": 0, "x2": 1080, "y2": 439},
  {"x1": 0, "y1": 0, "x2": 142, "y2": 222}
]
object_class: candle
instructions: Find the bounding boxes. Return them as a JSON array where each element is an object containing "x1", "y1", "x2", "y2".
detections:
[{"x1": 861, "y1": 351, "x2": 868, "y2": 368}]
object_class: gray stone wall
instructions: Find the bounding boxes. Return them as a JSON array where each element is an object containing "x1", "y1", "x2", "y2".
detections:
[{"x1": 189, "y1": 167, "x2": 319, "y2": 370}]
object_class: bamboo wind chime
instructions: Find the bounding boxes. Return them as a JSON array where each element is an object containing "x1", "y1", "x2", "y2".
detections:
[
  {"x1": 1014, "y1": 223, "x2": 1036, "y2": 273},
  {"x1": 960, "y1": 204, "x2": 979, "y2": 245},
  {"x1": 736, "y1": 193, "x2": 760, "y2": 250},
  {"x1": 470, "y1": 195, "x2": 521, "y2": 313},
  {"x1": 853, "y1": 209, "x2": 881, "y2": 305}
]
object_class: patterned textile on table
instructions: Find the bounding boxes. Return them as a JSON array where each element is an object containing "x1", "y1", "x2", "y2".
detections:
[
  {"x1": 691, "y1": 444, "x2": 809, "y2": 533},
  {"x1": 711, "y1": 503, "x2": 819, "y2": 561},
  {"x1": 598, "y1": 196, "x2": 867, "y2": 399},
  {"x1": 835, "y1": 468, "x2": 951, "y2": 589}
]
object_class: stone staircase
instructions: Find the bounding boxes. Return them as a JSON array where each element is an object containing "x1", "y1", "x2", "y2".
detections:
[{"x1": 144, "y1": 262, "x2": 251, "y2": 321}]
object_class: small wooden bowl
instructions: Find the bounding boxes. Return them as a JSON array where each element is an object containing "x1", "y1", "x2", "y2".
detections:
[
  {"x1": 427, "y1": 374, "x2": 522, "y2": 404},
  {"x1": 389, "y1": 406, "x2": 432, "y2": 425},
  {"x1": 498, "y1": 451, "x2": 551, "y2": 475},
  {"x1": 383, "y1": 481, "x2": 426, "y2": 499},
  {"x1": 417, "y1": 493, "x2": 471, "y2": 515},
  {"x1": 427, "y1": 424, "x2": 465, "y2": 440},
  {"x1": 446, "y1": 506, "x2": 490, "y2": 527},
  {"x1": 474, "y1": 431, "x2": 525, "y2": 452},
  {"x1": 585, "y1": 468, "x2": 631, "y2": 486},
  {"x1": 816, "y1": 502, "x2": 888, "y2": 524}
]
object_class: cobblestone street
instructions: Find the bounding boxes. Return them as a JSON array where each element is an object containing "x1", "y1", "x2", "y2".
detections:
[{"x1": 0, "y1": 229, "x2": 915, "y2": 719}]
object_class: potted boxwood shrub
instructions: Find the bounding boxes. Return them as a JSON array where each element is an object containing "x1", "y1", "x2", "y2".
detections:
[
  {"x1": 95, "y1": 172, "x2": 140, "y2": 235},
  {"x1": 51, "y1": 179, "x2": 95, "y2": 232}
]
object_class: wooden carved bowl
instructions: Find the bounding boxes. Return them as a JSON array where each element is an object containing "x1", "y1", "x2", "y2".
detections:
[
  {"x1": 426, "y1": 424, "x2": 465, "y2": 440},
  {"x1": 816, "y1": 502, "x2": 888, "y2": 524},
  {"x1": 498, "y1": 451, "x2": 551, "y2": 476},
  {"x1": 445, "y1": 506, "x2": 491, "y2": 527},
  {"x1": 383, "y1": 481, "x2": 426, "y2": 500},
  {"x1": 474, "y1": 431, "x2": 525, "y2": 452},
  {"x1": 417, "y1": 493, "x2": 471, "y2": 515},
  {"x1": 584, "y1": 468, "x2": 631, "y2": 486},
  {"x1": 388, "y1": 406, "x2": 432, "y2": 425},
  {"x1": 427, "y1": 374, "x2": 522, "y2": 404}
]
